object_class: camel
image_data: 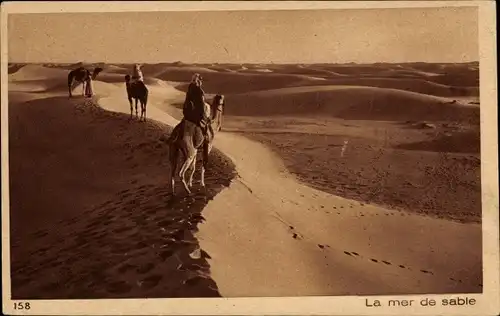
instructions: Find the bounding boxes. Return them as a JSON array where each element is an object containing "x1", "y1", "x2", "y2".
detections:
[
  {"x1": 67, "y1": 66, "x2": 103, "y2": 98},
  {"x1": 168, "y1": 94, "x2": 225, "y2": 195},
  {"x1": 124, "y1": 75, "x2": 149, "y2": 121}
]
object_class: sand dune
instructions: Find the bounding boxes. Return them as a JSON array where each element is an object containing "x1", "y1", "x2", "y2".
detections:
[
  {"x1": 313, "y1": 77, "x2": 478, "y2": 97},
  {"x1": 42, "y1": 62, "x2": 478, "y2": 97},
  {"x1": 197, "y1": 132, "x2": 481, "y2": 296},
  {"x1": 9, "y1": 92, "x2": 235, "y2": 299},
  {"x1": 9, "y1": 64, "x2": 68, "y2": 81},
  {"x1": 143, "y1": 63, "x2": 477, "y2": 98},
  {"x1": 8, "y1": 63, "x2": 27, "y2": 75},
  {"x1": 258, "y1": 65, "x2": 349, "y2": 78},
  {"x1": 7, "y1": 62, "x2": 482, "y2": 299},
  {"x1": 103, "y1": 64, "x2": 130, "y2": 74},
  {"x1": 93, "y1": 80, "x2": 482, "y2": 296},
  {"x1": 205, "y1": 66, "x2": 237, "y2": 73},
  {"x1": 156, "y1": 71, "x2": 324, "y2": 94},
  {"x1": 396, "y1": 129, "x2": 480, "y2": 154},
  {"x1": 237, "y1": 68, "x2": 274, "y2": 73},
  {"x1": 225, "y1": 85, "x2": 479, "y2": 123},
  {"x1": 428, "y1": 72, "x2": 480, "y2": 87}
]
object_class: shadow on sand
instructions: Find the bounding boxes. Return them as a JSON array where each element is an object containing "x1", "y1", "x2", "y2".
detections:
[{"x1": 9, "y1": 95, "x2": 236, "y2": 299}]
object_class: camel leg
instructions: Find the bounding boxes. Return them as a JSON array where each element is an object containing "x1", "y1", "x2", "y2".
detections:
[
  {"x1": 128, "y1": 98, "x2": 133, "y2": 119},
  {"x1": 142, "y1": 99, "x2": 147, "y2": 122},
  {"x1": 200, "y1": 142, "x2": 210, "y2": 188},
  {"x1": 140, "y1": 100, "x2": 145, "y2": 121},
  {"x1": 169, "y1": 144, "x2": 179, "y2": 196},
  {"x1": 69, "y1": 80, "x2": 78, "y2": 98},
  {"x1": 82, "y1": 81, "x2": 86, "y2": 96},
  {"x1": 187, "y1": 156, "x2": 197, "y2": 188},
  {"x1": 135, "y1": 99, "x2": 139, "y2": 119},
  {"x1": 200, "y1": 165, "x2": 206, "y2": 188},
  {"x1": 179, "y1": 154, "x2": 196, "y2": 195}
]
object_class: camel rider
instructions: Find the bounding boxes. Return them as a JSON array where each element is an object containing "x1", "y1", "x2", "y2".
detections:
[
  {"x1": 183, "y1": 73, "x2": 213, "y2": 139},
  {"x1": 84, "y1": 69, "x2": 93, "y2": 97},
  {"x1": 131, "y1": 64, "x2": 144, "y2": 84}
]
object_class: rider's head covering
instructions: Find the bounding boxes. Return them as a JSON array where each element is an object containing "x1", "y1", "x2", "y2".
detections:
[{"x1": 191, "y1": 73, "x2": 203, "y2": 83}]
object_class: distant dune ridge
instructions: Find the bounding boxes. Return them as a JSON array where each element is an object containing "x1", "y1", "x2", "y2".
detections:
[{"x1": 8, "y1": 61, "x2": 482, "y2": 298}]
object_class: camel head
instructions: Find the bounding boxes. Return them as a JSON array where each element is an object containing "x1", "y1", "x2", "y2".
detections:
[
  {"x1": 211, "y1": 94, "x2": 225, "y2": 132},
  {"x1": 212, "y1": 94, "x2": 225, "y2": 112},
  {"x1": 124, "y1": 74, "x2": 131, "y2": 83},
  {"x1": 92, "y1": 67, "x2": 104, "y2": 80}
]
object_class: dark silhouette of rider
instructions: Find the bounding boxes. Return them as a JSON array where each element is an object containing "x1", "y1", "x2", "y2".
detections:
[{"x1": 183, "y1": 73, "x2": 213, "y2": 138}]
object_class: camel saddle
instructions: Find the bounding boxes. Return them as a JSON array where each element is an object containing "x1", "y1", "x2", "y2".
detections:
[{"x1": 170, "y1": 118, "x2": 212, "y2": 145}]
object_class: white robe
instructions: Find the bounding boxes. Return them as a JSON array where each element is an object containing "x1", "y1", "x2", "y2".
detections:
[{"x1": 132, "y1": 66, "x2": 144, "y2": 83}]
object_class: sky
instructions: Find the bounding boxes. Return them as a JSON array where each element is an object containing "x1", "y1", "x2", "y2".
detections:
[{"x1": 8, "y1": 7, "x2": 478, "y2": 64}]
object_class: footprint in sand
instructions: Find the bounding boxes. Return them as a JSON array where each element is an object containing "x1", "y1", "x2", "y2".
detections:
[
  {"x1": 106, "y1": 281, "x2": 132, "y2": 294},
  {"x1": 40, "y1": 282, "x2": 60, "y2": 292},
  {"x1": 158, "y1": 219, "x2": 174, "y2": 227},
  {"x1": 159, "y1": 249, "x2": 175, "y2": 260},
  {"x1": 112, "y1": 226, "x2": 133, "y2": 234},
  {"x1": 136, "y1": 263, "x2": 155, "y2": 274},
  {"x1": 183, "y1": 275, "x2": 211, "y2": 286},
  {"x1": 33, "y1": 230, "x2": 49, "y2": 238},
  {"x1": 141, "y1": 274, "x2": 163, "y2": 289},
  {"x1": 117, "y1": 263, "x2": 135, "y2": 273}
]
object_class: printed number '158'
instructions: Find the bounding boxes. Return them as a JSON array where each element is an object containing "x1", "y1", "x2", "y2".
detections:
[{"x1": 14, "y1": 302, "x2": 31, "y2": 310}]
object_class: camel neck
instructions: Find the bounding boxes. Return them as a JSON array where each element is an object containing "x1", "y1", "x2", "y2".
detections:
[{"x1": 211, "y1": 109, "x2": 223, "y2": 132}]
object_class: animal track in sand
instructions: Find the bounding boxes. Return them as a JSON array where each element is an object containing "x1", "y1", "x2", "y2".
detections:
[
  {"x1": 339, "y1": 249, "x2": 472, "y2": 285},
  {"x1": 136, "y1": 263, "x2": 155, "y2": 274},
  {"x1": 117, "y1": 263, "x2": 135, "y2": 273},
  {"x1": 285, "y1": 224, "x2": 304, "y2": 240},
  {"x1": 11, "y1": 165, "x2": 233, "y2": 299},
  {"x1": 106, "y1": 281, "x2": 132, "y2": 294},
  {"x1": 33, "y1": 230, "x2": 49, "y2": 238},
  {"x1": 159, "y1": 249, "x2": 175, "y2": 260},
  {"x1": 141, "y1": 274, "x2": 163, "y2": 289}
]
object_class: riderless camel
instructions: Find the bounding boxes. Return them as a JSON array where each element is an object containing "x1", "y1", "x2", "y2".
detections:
[
  {"x1": 124, "y1": 74, "x2": 149, "y2": 121},
  {"x1": 67, "y1": 66, "x2": 103, "y2": 98},
  {"x1": 168, "y1": 94, "x2": 225, "y2": 195}
]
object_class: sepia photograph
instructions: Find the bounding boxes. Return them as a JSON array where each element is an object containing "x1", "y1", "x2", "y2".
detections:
[{"x1": 2, "y1": 1, "x2": 498, "y2": 315}]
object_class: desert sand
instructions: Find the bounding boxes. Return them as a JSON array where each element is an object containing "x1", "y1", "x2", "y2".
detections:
[{"x1": 8, "y1": 62, "x2": 481, "y2": 298}]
